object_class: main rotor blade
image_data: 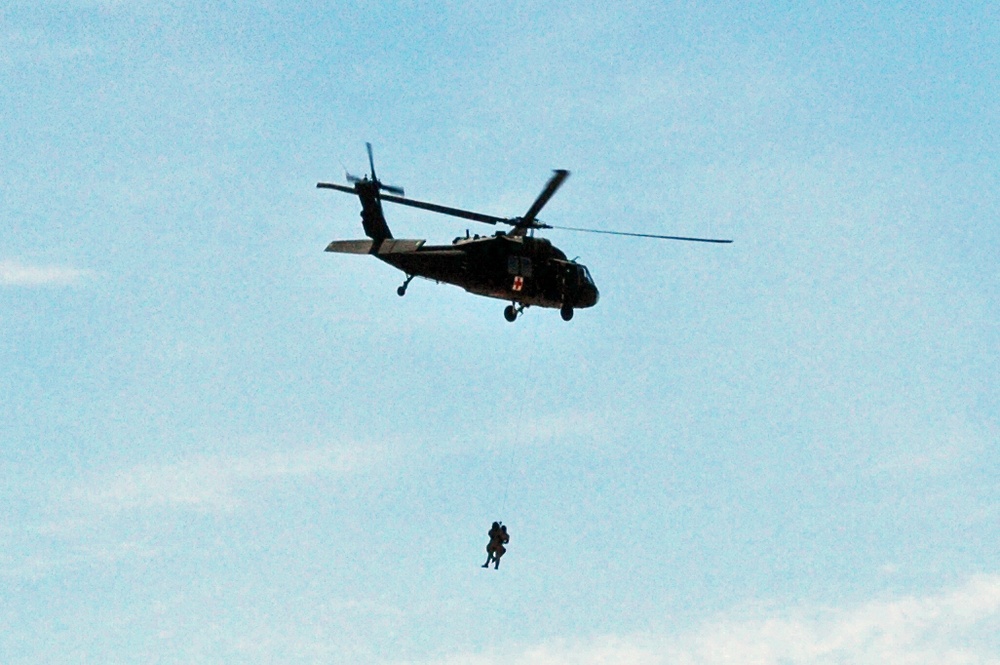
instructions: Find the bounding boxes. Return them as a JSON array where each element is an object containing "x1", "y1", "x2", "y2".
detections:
[
  {"x1": 378, "y1": 192, "x2": 509, "y2": 226},
  {"x1": 317, "y1": 182, "x2": 357, "y2": 195},
  {"x1": 550, "y1": 225, "x2": 733, "y2": 243},
  {"x1": 319, "y1": 180, "x2": 405, "y2": 197},
  {"x1": 522, "y1": 169, "x2": 570, "y2": 222}
]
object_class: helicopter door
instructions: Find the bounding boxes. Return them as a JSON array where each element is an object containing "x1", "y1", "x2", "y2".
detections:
[{"x1": 507, "y1": 256, "x2": 532, "y2": 277}]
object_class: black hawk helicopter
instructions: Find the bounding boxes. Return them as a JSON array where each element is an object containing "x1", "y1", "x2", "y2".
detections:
[{"x1": 318, "y1": 144, "x2": 732, "y2": 322}]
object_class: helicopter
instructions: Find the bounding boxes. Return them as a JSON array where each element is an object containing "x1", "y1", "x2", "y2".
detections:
[{"x1": 318, "y1": 144, "x2": 732, "y2": 322}]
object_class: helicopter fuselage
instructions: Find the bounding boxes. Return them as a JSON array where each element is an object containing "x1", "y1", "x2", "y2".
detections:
[{"x1": 380, "y1": 233, "x2": 599, "y2": 310}]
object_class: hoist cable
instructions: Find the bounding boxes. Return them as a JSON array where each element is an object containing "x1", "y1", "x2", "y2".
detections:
[{"x1": 497, "y1": 321, "x2": 541, "y2": 517}]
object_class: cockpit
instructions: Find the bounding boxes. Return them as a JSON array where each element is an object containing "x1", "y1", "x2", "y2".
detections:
[{"x1": 569, "y1": 263, "x2": 599, "y2": 308}]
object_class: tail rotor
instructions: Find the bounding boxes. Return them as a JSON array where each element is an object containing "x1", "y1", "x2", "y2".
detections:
[{"x1": 345, "y1": 142, "x2": 405, "y2": 196}]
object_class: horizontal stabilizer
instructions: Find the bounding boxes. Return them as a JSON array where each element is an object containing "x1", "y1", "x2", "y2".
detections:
[
  {"x1": 324, "y1": 239, "x2": 427, "y2": 254},
  {"x1": 325, "y1": 239, "x2": 374, "y2": 254},
  {"x1": 376, "y1": 239, "x2": 426, "y2": 254}
]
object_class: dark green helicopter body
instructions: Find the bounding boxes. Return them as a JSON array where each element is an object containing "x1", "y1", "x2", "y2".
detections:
[{"x1": 318, "y1": 145, "x2": 728, "y2": 322}]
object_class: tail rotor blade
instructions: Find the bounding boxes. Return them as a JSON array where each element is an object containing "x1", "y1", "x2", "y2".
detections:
[{"x1": 366, "y1": 142, "x2": 377, "y2": 181}]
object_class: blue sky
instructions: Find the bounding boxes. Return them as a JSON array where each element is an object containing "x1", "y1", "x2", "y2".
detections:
[{"x1": 2, "y1": 1, "x2": 998, "y2": 662}]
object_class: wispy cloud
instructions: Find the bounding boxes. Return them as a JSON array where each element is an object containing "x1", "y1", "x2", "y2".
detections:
[
  {"x1": 72, "y1": 443, "x2": 383, "y2": 513},
  {"x1": 0, "y1": 541, "x2": 158, "y2": 582},
  {"x1": 1, "y1": 27, "x2": 96, "y2": 66},
  {"x1": 665, "y1": 576, "x2": 1000, "y2": 665},
  {"x1": 446, "y1": 408, "x2": 619, "y2": 455},
  {"x1": 0, "y1": 260, "x2": 92, "y2": 286},
  {"x1": 408, "y1": 575, "x2": 1000, "y2": 664}
]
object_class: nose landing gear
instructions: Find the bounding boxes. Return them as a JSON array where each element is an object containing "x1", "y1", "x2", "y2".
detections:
[{"x1": 560, "y1": 304, "x2": 574, "y2": 321}]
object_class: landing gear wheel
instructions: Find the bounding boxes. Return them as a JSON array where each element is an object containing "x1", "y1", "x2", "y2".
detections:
[
  {"x1": 560, "y1": 305, "x2": 574, "y2": 321},
  {"x1": 504, "y1": 305, "x2": 518, "y2": 322},
  {"x1": 397, "y1": 274, "x2": 414, "y2": 297}
]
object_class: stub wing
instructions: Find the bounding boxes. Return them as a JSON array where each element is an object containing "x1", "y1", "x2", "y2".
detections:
[{"x1": 325, "y1": 239, "x2": 426, "y2": 254}]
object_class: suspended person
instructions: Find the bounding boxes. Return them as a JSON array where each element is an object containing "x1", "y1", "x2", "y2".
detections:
[
  {"x1": 483, "y1": 522, "x2": 502, "y2": 568},
  {"x1": 482, "y1": 522, "x2": 510, "y2": 570},
  {"x1": 492, "y1": 524, "x2": 510, "y2": 569}
]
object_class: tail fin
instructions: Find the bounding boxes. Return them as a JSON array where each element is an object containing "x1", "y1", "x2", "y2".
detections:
[
  {"x1": 317, "y1": 144, "x2": 402, "y2": 245},
  {"x1": 351, "y1": 144, "x2": 399, "y2": 243},
  {"x1": 355, "y1": 180, "x2": 394, "y2": 243}
]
